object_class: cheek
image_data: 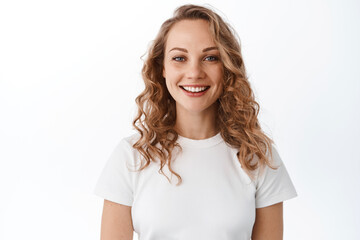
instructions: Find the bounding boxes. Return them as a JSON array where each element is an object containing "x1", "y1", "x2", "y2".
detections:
[
  {"x1": 163, "y1": 62, "x2": 172, "y2": 79},
  {"x1": 165, "y1": 77, "x2": 177, "y2": 94},
  {"x1": 164, "y1": 66, "x2": 181, "y2": 84},
  {"x1": 215, "y1": 84, "x2": 224, "y2": 98},
  {"x1": 165, "y1": 78, "x2": 172, "y2": 90},
  {"x1": 163, "y1": 59, "x2": 171, "y2": 78},
  {"x1": 212, "y1": 66, "x2": 224, "y2": 85},
  {"x1": 163, "y1": 62, "x2": 168, "y2": 79},
  {"x1": 213, "y1": 67, "x2": 224, "y2": 96}
]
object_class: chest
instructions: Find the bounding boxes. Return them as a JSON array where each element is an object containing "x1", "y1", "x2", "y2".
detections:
[{"x1": 131, "y1": 145, "x2": 257, "y2": 239}]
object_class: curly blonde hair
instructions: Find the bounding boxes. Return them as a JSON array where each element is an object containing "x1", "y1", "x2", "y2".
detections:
[{"x1": 132, "y1": 4, "x2": 277, "y2": 185}]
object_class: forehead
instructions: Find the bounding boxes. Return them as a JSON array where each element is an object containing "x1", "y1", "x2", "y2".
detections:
[{"x1": 165, "y1": 19, "x2": 216, "y2": 51}]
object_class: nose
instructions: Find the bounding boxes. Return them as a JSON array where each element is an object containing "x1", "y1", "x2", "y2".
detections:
[{"x1": 185, "y1": 60, "x2": 205, "y2": 80}]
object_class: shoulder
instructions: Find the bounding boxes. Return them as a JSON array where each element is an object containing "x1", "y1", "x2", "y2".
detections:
[
  {"x1": 257, "y1": 144, "x2": 283, "y2": 169},
  {"x1": 254, "y1": 143, "x2": 297, "y2": 207},
  {"x1": 106, "y1": 132, "x2": 143, "y2": 171},
  {"x1": 121, "y1": 132, "x2": 141, "y2": 147},
  {"x1": 111, "y1": 131, "x2": 141, "y2": 152},
  {"x1": 265, "y1": 144, "x2": 284, "y2": 170},
  {"x1": 108, "y1": 132, "x2": 141, "y2": 162},
  {"x1": 252, "y1": 144, "x2": 285, "y2": 183}
]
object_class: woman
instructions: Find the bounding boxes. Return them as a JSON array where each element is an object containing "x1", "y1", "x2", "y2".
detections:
[{"x1": 94, "y1": 4, "x2": 297, "y2": 240}]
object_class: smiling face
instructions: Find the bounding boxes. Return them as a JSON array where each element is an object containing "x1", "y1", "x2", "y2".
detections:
[{"x1": 163, "y1": 19, "x2": 224, "y2": 115}]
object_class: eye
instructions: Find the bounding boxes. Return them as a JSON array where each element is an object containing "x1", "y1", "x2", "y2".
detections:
[
  {"x1": 204, "y1": 55, "x2": 219, "y2": 61},
  {"x1": 172, "y1": 56, "x2": 186, "y2": 62}
]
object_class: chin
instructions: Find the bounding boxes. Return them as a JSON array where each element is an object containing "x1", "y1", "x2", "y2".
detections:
[{"x1": 179, "y1": 103, "x2": 215, "y2": 114}]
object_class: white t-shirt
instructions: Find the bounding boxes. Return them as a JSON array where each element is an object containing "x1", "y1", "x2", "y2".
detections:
[{"x1": 94, "y1": 132, "x2": 297, "y2": 240}]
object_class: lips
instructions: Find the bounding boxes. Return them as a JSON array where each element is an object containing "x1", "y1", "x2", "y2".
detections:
[
  {"x1": 179, "y1": 85, "x2": 210, "y2": 93},
  {"x1": 179, "y1": 85, "x2": 210, "y2": 97},
  {"x1": 180, "y1": 85, "x2": 210, "y2": 88}
]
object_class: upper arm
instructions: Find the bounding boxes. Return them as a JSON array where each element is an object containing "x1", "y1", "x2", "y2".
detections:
[
  {"x1": 251, "y1": 202, "x2": 283, "y2": 240},
  {"x1": 100, "y1": 199, "x2": 134, "y2": 240}
]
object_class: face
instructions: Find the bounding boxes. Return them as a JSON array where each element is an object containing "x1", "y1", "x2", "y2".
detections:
[{"x1": 163, "y1": 19, "x2": 224, "y2": 115}]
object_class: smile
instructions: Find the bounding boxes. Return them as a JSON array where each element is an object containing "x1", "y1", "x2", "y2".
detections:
[
  {"x1": 179, "y1": 85, "x2": 210, "y2": 97},
  {"x1": 179, "y1": 85, "x2": 210, "y2": 93}
]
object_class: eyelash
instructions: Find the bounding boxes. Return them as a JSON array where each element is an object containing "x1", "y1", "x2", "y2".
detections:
[
  {"x1": 171, "y1": 55, "x2": 219, "y2": 62},
  {"x1": 172, "y1": 56, "x2": 186, "y2": 62},
  {"x1": 204, "y1": 56, "x2": 219, "y2": 61}
]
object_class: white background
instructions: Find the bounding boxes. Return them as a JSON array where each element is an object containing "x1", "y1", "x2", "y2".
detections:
[{"x1": 1, "y1": 0, "x2": 359, "y2": 239}]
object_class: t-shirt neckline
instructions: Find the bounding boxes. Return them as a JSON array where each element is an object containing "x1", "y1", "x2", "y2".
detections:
[{"x1": 177, "y1": 132, "x2": 223, "y2": 148}]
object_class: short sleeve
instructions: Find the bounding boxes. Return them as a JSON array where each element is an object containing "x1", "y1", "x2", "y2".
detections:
[
  {"x1": 93, "y1": 139, "x2": 135, "y2": 206},
  {"x1": 255, "y1": 145, "x2": 297, "y2": 208}
]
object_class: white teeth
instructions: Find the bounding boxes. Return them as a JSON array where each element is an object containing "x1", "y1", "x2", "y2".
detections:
[{"x1": 183, "y1": 86, "x2": 208, "y2": 92}]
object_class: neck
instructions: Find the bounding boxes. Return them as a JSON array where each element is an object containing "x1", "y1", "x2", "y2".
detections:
[{"x1": 174, "y1": 102, "x2": 219, "y2": 140}]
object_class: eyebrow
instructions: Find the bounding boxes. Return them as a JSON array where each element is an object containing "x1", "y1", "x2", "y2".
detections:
[
  {"x1": 169, "y1": 46, "x2": 218, "y2": 53},
  {"x1": 202, "y1": 47, "x2": 218, "y2": 52}
]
